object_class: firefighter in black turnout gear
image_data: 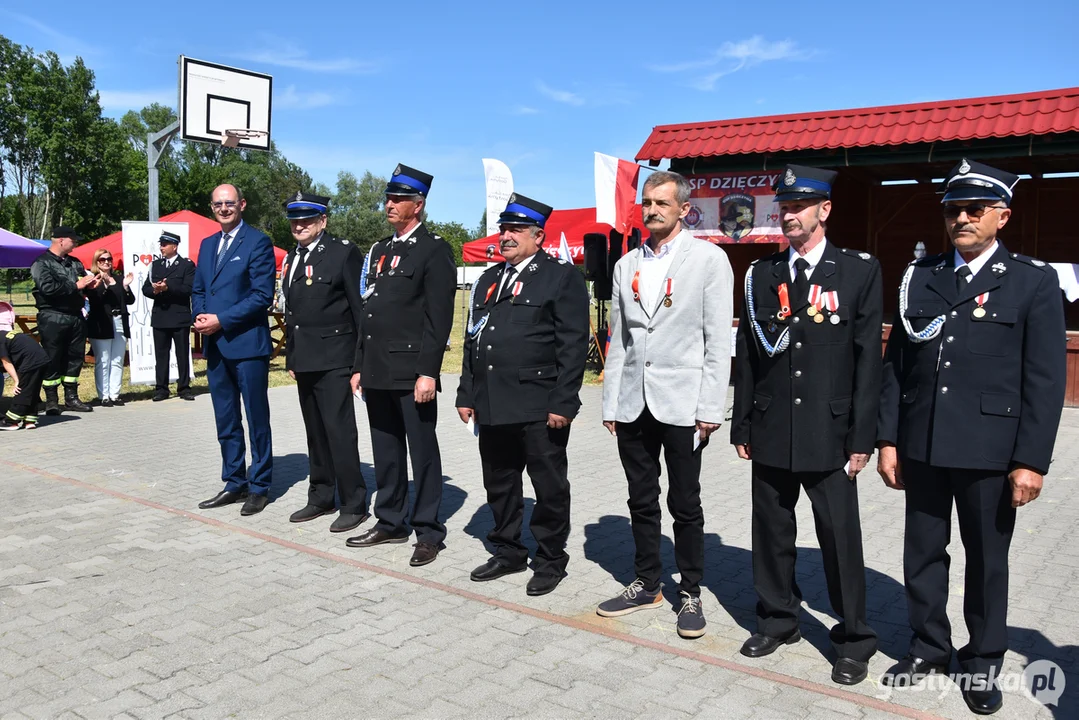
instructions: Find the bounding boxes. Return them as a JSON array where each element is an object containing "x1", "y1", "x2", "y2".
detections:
[{"x1": 30, "y1": 226, "x2": 97, "y2": 413}]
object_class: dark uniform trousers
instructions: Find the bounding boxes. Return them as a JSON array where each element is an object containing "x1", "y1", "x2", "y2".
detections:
[
  {"x1": 366, "y1": 389, "x2": 445, "y2": 544},
  {"x1": 616, "y1": 406, "x2": 705, "y2": 596},
  {"x1": 296, "y1": 367, "x2": 366, "y2": 514},
  {"x1": 38, "y1": 310, "x2": 86, "y2": 385},
  {"x1": 153, "y1": 327, "x2": 191, "y2": 393},
  {"x1": 902, "y1": 460, "x2": 1015, "y2": 676},
  {"x1": 9, "y1": 366, "x2": 45, "y2": 421},
  {"x1": 751, "y1": 462, "x2": 877, "y2": 661},
  {"x1": 479, "y1": 421, "x2": 571, "y2": 576}
]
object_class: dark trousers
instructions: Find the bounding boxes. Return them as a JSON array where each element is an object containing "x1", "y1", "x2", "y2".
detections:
[
  {"x1": 365, "y1": 388, "x2": 444, "y2": 544},
  {"x1": 751, "y1": 462, "x2": 877, "y2": 661},
  {"x1": 295, "y1": 367, "x2": 367, "y2": 514},
  {"x1": 38, "y1": 311, "x2": 85, "y2": 385},
  {"x1": 902, "y1": 458, "x2": 1016, "y2": 676},
  {"x1": 479, "y1": 421, "x2": 572, "y2": 577},
  {"x1": 6, "y1": 365, "x2": 45, "y2": 421},
  {"x1": 153, "y1": 326, "x2": 191, "y2": 392},
  {"x1": 615, "y1": 406, "x2": 704, "y2": 596},
  {"x1": 206, "y1": 352, "x2": 273, "y2": 496}
]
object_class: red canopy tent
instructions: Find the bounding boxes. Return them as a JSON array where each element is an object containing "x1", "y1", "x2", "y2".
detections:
[
  {"x1": 462, "y1": 205, "x2": 646, "y2": 264},
  {"x1": 71, "y1": 209, "x2": 287, "y2": 272}
]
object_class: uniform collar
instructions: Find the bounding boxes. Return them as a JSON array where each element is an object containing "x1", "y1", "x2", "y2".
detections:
[
  {"x1": 954, "y1": 240, "x2": 998, "y2": 278},
  {"x1": 788, "y1": 237, "x2": 828, "y2": 276},
  {"x1": 392, "y1": 223, "x2": 421, "y2": 244}
]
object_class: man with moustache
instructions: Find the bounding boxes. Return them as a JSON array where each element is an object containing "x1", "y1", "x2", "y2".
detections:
[
  {"x1": 877, "y1": 159, "x2": 1065, "y2": 715},
  {"x1": 193, "y1": 184, "x2": 277, "y2": 517},
  {"x1": 142, "y1": 230, "x2": 195, "y2": 402},
  {"x1": 731, "y1": 165, "x2": 881, "y2": 685},
  {"x1": 346, "y1": 165, "x2": 456, "y2": 567},
  {"x1": 281, "y1": 192, "x2": 369, "y2": 534},
  {"x1": 456, "y1": 194, "x2": 589, "y2": 596},
  {"x1": 599, "y1": 171, "x2": 734, "y2": 639}
]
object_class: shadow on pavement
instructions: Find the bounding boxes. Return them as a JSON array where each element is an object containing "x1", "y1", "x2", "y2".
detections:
[{"x1": 267, "y1": 453, "x2": 314, "y2": 502}]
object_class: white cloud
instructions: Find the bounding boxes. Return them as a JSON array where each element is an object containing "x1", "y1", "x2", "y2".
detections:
[
  {"x1": 649, "y1": 36, "x2": 803, "y2": 91},
  {"x1": 98, "y1": 89, "x2": 176, "y2": 112},
  {"x1": 536, "y1": 81, "x2": 585, "y2": 106},
  {"x1": 275, "y1": 85, "x2": 337, "y2": 110},
  {"x1": 234, "y1": 43, "x2": 377, "y2": 74},
  {"x1": 512, "y1": 106, "x2": 540, "y2": 115},
  {"x1": 1, "y1": 10, "x2": 99, "y2": 59}
]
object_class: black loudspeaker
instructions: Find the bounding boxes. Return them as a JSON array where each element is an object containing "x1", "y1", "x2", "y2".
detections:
[
  {"x1": 607, "y1": 230, "x2": 623, "y2": 280},
  {"x1": 583, "y1": 233, "x2": 608, "y2": 281},
  {"x1": 626, "y1": 228, "x2": 642, "y2": 252}
]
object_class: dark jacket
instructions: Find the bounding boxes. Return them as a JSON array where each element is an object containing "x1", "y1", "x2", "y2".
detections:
[
  {"x1": 282, "y1": 234, "x2": 365, "y2": 373},
  {"x1": 356, "y1": 223, "x2": 457, "y2": 390},
  {"x1": 731, "y1": 241, "x2": 883, "y2": 472},
  {"x1": 141, "y1": 256, "x2": 195, "y2": 328},
  {"x1": 456, "y1": 251, "x2": 590, "y2": 425},
  {"x1": 30, "y1": 251, "x2": 87, "y2": 315},
  {"x1": 86, "y1": 275, "x2": 135, "y2": 339},
  {"x1": 877, "y1": 243, "x2": 1066, "y2": 475}
]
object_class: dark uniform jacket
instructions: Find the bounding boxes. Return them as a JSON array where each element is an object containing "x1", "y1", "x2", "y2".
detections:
[
  {"x1": 456, "y1": 251, "x2": 590, "y2": 426},
  {"x1": 86, "y1": 276, "x2": 135, "y2": 339},
  {"x1": 282, "y1": 234, "x2": 365, "y2": 374},
  {"x1": 30, "y1": 251, "x2": 87, "y2": 315},
  {"x1": 141, "y1": 257, "x2": 195, "y2": 328},
  {"x1": 731, "y1": 242, "x2": 883, "y2": 472},
  {"x1": 356, "y1": 223, "x2": 456, "y2": 390},
  {"x1": 878, "y1": 243, "x2": 1066, "y2": 476},
  {"x1": 0, "y1": 330, "x2": 49, "y2": 373}
]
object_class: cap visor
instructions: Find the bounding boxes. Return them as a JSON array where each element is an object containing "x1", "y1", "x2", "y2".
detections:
[{"x1": 942, "y1": 187, "x2": 1008, "y2": 204}]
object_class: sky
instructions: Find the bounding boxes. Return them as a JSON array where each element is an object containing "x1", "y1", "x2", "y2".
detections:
[{"x1": 2, "y1": 0, "x2": 1078, "y2": 228}]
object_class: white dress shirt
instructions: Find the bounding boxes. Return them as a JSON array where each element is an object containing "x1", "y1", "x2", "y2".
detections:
[
  {"x1": 218, "y1": 220, "x2": 245, "y2": 257},
  {"x1": 954, "y1": 240, "x2": 998, "y2": 281},
  {"x1": 639, "y1": 230, "x2": 685, "y2": 309},
  {"x1": 497, "y1": 253, "x2": 537, "y2": 298},
  {"x1": 787, "y1": 238, "x2": 829, "y2": 283},
  {"x1": 291, "y1": 234, "x2": 322, "y2": 284}
]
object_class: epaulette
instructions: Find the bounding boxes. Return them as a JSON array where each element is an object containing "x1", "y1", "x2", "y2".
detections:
[
  {"x1": 341, "y1": 239, "x2": 349, "y2": 245},
  {"x1": 1008, "y1": 252, "x2": 1050, "y2": 270},
  {"x1": 433, "y1": 234, "x2": 443, "y2": 241},
  {"x1": 839, "y1": 248, "x2": 875, "y2": 262}
]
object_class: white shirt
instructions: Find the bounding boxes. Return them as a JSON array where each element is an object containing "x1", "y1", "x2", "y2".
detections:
[
  {"x1": 954, "y1": 240, "x2": 998, "y2": 281},
  {"x1": 787, "y1": 238, "x2": 829, "y2": 282},
  {"x1": 392, "y1": 223, "x2": 421, "y2": 244},
  {"x1": 497, "y1": 253, "x2": 537, "y2": 298},
  {"x1": 219, "y1": 220, "x2": 245, "y2": 256},
  {"x1": 639, "y1": 230, "x2": 685, "y2": 309},
  {"x1": 291, "y1": 234, "x2": 322, "y2": 284}
]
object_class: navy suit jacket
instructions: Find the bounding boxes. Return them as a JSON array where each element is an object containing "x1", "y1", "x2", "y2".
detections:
[{"x1": 192, "y1": 222, "x2": 276, "y2": 359}]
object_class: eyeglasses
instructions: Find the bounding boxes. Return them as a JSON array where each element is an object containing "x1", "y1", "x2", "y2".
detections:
[
  {"x1": 210, "y1": 201, "x2": 238, "y2": 209},
  {"x1": 942, "y1": 203, "x2": 1006, "y2": 220},
  {"x1": 98, "y1": 257, "x2": 113, "y2": 263}
]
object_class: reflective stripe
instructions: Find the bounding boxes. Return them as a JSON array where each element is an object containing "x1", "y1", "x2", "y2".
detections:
[
  {"x1": 42, "y1": 378, "x2": 62, "y2": 387},
  {"x1": 5, "y1": 410, "x2": 24, "y2": 421},
  {"x1": 62, "y1": 376, "x2": 79, "y2": 383}
]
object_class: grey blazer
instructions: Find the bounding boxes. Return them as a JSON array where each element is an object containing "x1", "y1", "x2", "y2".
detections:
[{"x1": 602, "y1": 231, "x2": 734, "y2": 427}]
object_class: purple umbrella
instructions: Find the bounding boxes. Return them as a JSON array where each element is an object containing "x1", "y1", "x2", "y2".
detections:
[{"x1": 0, "y1": 227, "x2": 48, "y2": 268}]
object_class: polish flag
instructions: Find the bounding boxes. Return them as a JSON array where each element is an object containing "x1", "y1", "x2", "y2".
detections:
[{"x1": 594, "y1": 152, "x2": 640, "y2": 234}]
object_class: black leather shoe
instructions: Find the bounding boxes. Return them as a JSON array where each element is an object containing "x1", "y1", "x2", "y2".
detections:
[
  {"x1": 330, "y1": 513, "x2": 369, "y2": 533},
  {"x1": 198, "y1": 490, "x2": 248, "y2": 509},
  {"x1": 410, "y1": 542, "x2": 441, "y2": 567},
  {"x1": 240, "y1": 495, "x2": 268, "y2": 516},
  {"x1": 740, "y1": 630, "x2": 801, "y2": 658},
  {"x1": 880, "y1": 655, "x2": 949, "y2": 687},
  {"x1": 470, "y1": 557, "x2": 528, "y2": 582},
  {"x1": 179, "y1": 390, "x2": 195, "y2": 401},
  {"x1": 526, "y1": 573, "x2": 563, "y2": 596},
  {"x1": 152, "y1": 391, "x2": 168, "y2": 402},
  {"x1": 345, "y1": 528, "x2": 409, "y2": 548},
  {"x1": 101, "y1": 398, "x2": 113, "y2": 407},
  {"x1": 112, "y1": 397, "x2": 125, "y2": 407},
  {"x1": 831, "y1": 658, "x2": 869, "y2": 685},
  {"x1": 963, "y1": 686, "x2": 1003, "y2": 715},
  {"x1": 289, "y1": 505, "x2": 334, "y2": 523}
]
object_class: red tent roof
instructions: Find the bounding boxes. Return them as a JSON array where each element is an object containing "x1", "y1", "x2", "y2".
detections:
[
  {"x1": 71, "y1": 210, "x2": 286, "y2": 272},
  {"x1": 462, "y1": 206, "x2": 645, "y2": 264},
  {"x1": 636, "y1": 87, "x2": 1079, "y2": 161}
]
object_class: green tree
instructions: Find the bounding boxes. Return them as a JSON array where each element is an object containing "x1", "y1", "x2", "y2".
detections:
[
  {"x1": 328, "y1": 170, "x2": 391, "y2": 253},
  {"x1": 427, "y1": 220, "x2": 471, "y2": 264}
]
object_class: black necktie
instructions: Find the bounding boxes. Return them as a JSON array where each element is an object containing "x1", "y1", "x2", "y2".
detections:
[
  {"x1": 499, "y1": 266, "x2": 518, "y2": 301},
  {"x1": 956, "y1": 265, "x2": 972, "y2": 294},
  {"x1": 792, "y1": 257, "x2": 810, "y2": 305},
  {"x1": 294, "y1": 246, "x2": 309, "y2": 283}
]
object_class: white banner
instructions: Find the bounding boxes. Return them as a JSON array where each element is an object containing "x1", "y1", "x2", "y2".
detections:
[
  {"x1": 121, "y1": 221, "x2": 193, "y2": 386},
  {"x1": 482, "y1": 158, "x2": 513, "y2": 237}
]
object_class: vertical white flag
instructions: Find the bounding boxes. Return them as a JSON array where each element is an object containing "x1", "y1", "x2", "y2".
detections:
[
  {"x1": 482, "y1": 159, "x2": 514, "y2": 237},
  {"x1": 557, "y1": 232, "x2": 573, "y2": 264}
]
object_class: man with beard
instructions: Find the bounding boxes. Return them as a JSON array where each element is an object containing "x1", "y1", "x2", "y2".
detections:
[
  {"x1": 456, "y1": 194, "x2": 589, "y2": 596},
  {"x1": 877, "y1": 159, "x2": 1065, "y2": 715},
  {"x1": 731, "y1": 165, "x2": 881, "y2": 685},
  {"x1": 346, "y1": 164, "x2": 457, "y2": 567}
]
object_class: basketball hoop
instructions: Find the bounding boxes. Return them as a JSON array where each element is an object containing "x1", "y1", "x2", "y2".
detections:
[{"x1": 222, "y1": 128, "x2": 268, "y2": 148}]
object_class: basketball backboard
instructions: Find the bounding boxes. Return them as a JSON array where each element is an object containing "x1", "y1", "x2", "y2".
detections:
[{"x1": 179, "y1": 56, "x2": 272, "y2": 151}]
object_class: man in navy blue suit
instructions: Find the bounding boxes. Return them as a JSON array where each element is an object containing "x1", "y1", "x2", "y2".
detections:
[{"x1": 193, "y1": 184, "x2": 277, "y2": 516}]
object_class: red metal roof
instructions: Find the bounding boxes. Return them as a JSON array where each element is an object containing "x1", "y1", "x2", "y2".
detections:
[{"x1": 636, "y1": 87, "x2": 1079, "y2": 161}]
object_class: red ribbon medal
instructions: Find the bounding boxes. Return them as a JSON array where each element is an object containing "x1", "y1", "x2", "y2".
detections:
[
  {"x1": 484, "y1": 283, "x2": 496, "y2": 303},
  {"x1": 777, "y1": 283, "x2": 791, "y2": 319},
  {"x1": 662, "y1": 278, "x2": 673, "y2": 307},
  {"x1": 973, "y1": 291, "x2": 989, "y2": 318},
  {"x1": 376, "y1": 255, "x2": 386, "y2": 275},
  {"x1": 631, "y1": 270, "x2": 641, "y2": 303}
]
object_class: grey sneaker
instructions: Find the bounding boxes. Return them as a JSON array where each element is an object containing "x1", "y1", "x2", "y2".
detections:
[
  {"x1": 597, "y1": 579, "x2": 664, "y2": 617},
  {"x1": 676, "y1": 592, "x2": 706, "y2": 638}
]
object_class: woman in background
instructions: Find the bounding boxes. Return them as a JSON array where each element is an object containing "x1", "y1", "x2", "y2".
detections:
[{"x1": 86, "y1": 249, "x2": 135, "y2": 406}]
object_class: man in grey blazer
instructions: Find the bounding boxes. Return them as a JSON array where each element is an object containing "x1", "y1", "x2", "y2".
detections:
[{"x1": 598, "y1": 170, "x2": 734, "y2": 639}]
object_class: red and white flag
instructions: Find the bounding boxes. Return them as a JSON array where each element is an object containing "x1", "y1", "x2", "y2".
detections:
[{"x1": 594, "y1": 152, "x2": 640, "y2": 234}]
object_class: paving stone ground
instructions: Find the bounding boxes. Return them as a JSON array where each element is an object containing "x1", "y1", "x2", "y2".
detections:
[{"x1": 1, "y1": 377, "x2": 1076, "y2": 719}]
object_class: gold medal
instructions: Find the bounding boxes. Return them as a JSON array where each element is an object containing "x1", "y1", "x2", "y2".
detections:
[
  {"x1": 972, "y1": 306, "x2": 986, "y2": 318},
  {"x1": 306, "y1": 278, "x2": 313, "y2": 286},
  {"x1": 806, "y1": 305, "x2": 817, "y2": 317},
  {"x1": 814, "y1": 312, "x2": 825, "y2": 324},
  {"x1": 663, "y1": 296, "x2": 672, "y2": 308}
]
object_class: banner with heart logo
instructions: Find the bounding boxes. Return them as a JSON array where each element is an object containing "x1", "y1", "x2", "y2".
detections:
[{"x1": 122, "y1": 221, "x2": 194, "y2": 386}]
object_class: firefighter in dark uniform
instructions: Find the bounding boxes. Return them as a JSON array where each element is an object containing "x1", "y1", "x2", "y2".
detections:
[
  {"x1": 877, "y1": 159, "x2": 1066, "y2": 716},
  {"x1": 346, "y1": 165, "x2": 457, "y2": 567},
  {"x1": 731, "y1": 165, "x2": 881, "y2": 686},
  {"x1": 282, "y1": 192, "x2": 370, "y2": 534},
  {"x1": 456, "y1": 194, "x2": 590, "y2": 596},
  {"x1": 30, "y1": 226, "x2": 97, "y2": 414}
]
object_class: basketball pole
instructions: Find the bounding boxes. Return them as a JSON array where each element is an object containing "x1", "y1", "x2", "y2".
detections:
[{"x1": 147, "y1": 120, "x2": 180, "y2": 221}]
